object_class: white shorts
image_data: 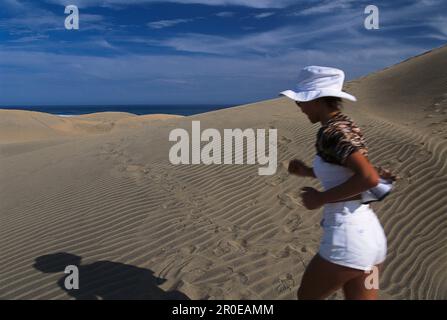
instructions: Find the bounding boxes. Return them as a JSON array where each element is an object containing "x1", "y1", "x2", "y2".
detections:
[{"x1": 318, "y1": 200, "x2": 387, "y2": 271}]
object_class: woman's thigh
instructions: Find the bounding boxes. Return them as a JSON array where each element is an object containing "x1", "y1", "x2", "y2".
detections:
[
  {"x1": 298, "y1": 254, "x2": 365, "y2": 300},
  {"x1": 342, "y1": 263, "x2": 383, "y2": 300}
]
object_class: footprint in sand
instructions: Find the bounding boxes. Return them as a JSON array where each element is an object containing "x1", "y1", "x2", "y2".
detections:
[
  {"x1": 245, "y1": 199, "x2": 258, "y2": 208},
  {"x1": 283, "y1": 215, "x2": 302, "y2": 233},
  {"x1": 182, "y1": 256, "x2": 214, "y2": 272},
  {"x1": 278, "y1": 135, "x2": 292, "y2": 145},
  {"x1": 278, "y1": 192, "x2": 302, "y2": 210},
  {"x1": 212, "y1": 239, "x2": 247, "y2": 256},
  {"x1": 276, "y1": 273, "x2": 295, "y2": 293},
  {"x1": 158, "y1": 253, "x2": 214, "y2": 288},
  {"x1": 174, "y1": 187, "x2": 205, "y2": 209},
  {"x1": 272, "y1": 243, "x2": 304, "y2": 259},
  {"x1": 179, "y1": 245, "x2": 198, "y2": 255},
  {"x1": 265, "y1": 176, "x2": 283, "y2": 186},
  {"x1": 272, "y1": 246, "x2": 291, "y2": 259},
  {"x1": 235, "y1": 272, "x2": 249, "y2": 285}
]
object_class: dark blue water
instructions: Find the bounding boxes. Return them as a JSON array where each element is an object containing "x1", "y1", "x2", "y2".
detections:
[{"x1": 0, "y1": 104, "x2": 238, "y2": 116}]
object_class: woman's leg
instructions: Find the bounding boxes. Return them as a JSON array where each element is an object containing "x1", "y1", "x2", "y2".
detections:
[
  {"x1": 297, "y1": 254, "x2": 366, "y2": 300},
  {"x1": 342, "y1": 263, "x2": 383, "y2": 300}
]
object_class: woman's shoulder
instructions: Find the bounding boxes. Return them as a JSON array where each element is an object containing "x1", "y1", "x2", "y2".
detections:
[
  {"x1": 321, "y1": 112, "x2": 364, "y2": 139},
  {"x1": 316, "y1": 112, "x2": 369, "y2": 165}
]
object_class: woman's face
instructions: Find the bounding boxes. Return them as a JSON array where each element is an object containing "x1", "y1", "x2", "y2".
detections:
[{"x1": 295, "y1": 100, "x2": 320, "y2": 124}]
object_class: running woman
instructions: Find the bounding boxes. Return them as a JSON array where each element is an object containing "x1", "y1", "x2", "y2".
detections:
[{"x1": 280, "y1": 66, "x2": 395, "y2": 300}]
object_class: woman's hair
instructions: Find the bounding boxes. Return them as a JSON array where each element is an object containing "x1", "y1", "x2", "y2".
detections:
[{"x1": 318, "y1": 96, "x2": 343, "y2": 111}]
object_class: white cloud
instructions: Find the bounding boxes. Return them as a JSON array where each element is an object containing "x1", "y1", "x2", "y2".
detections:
[
  {"x1": 147, "y1": 12, "x2": 362, "y2": 55},
  {"x1": 0, "y1": 4, "x2": 107, "y2": 33},
  {"x1": 418, "y1": 34, "x2": 447, "y2": 41},
  {"x1": 0, "y1": 42, "x2": 430, "y2": 105},
  {"x1": 9, "y1": 34, "x2": 50, "y2": 43},
  {"x1": 295, "y1": 0, "x2": 356, "y2": 16},
  {"x1": 44, "y1": 0, "x2": 296, "y2": 9},
  {"x1": 253, "y1": 12, "x2": 275, "y2": 19},
  {"x1": 216, "y1": 11, "x2": 236, "y2": 18},
  {"x1": 3, "y1": 0, "x2": 26, "y2": 9},
  {"x1": 1, "y1": 0, "x2": 444, "y2": 105},
  {"x1": 148, "y1": 18, "x2": 195, "y2": 29},
  {"x1": 94, "y1": 39, "x2": 119, "y2": 49},
  {"x1": 428, "y1": 16, "x2": 447, "y2": 37},
  {"x1": 0, "y1": 12, "x2": 61, "y2": 31}
]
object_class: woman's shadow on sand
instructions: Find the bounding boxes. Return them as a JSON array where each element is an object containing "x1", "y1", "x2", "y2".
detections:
[{"x1": 33, "y1": 252, "x2": 189, "y2": 300}]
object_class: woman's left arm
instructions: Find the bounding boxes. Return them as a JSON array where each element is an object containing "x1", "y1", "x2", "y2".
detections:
[{"x1": 320, "y1": 151, "x2": 380, "y2": 204}]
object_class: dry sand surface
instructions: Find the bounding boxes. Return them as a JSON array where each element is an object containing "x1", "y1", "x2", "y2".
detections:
[{"x1": 1, "y1": 45, "x2": 446, "y2": 299}]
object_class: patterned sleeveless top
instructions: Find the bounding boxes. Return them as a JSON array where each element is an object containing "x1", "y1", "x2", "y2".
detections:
[{"x1": 315, "y1": 111, "x2": 368, "y2": 166}]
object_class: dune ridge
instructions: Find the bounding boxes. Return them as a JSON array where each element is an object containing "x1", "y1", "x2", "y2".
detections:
[{"x1": 0, "y1": 110, "x2": 184, "y2": 143}]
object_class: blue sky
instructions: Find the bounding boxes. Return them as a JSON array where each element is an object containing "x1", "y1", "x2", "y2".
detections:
[{"x1": 0, "y1": 0, "x2": 446, "y2": 106}]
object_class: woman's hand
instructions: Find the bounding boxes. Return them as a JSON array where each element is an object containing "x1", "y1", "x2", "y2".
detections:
[
  {"x1": 375, "y1": 166, "x2": 399, "y2": 182},
  {"x1": 300, "y1": 187, "x2": 325, "y2": 210},
  {"x1": 288, "y1": 159, "x2": 311, "y2": 177}
]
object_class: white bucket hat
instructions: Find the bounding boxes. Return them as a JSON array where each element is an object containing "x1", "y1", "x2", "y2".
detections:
[{"x1": 280, "y1": 65, "x2": 357, "y2": 102}]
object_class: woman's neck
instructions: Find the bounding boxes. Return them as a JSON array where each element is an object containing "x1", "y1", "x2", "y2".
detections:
[{"x1": 320, "y1": 110, "x2": 341, "y2": 126}]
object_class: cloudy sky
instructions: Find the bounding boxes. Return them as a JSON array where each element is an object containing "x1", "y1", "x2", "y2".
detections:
[{"x1": 0, "y1": 0, "x2": 446, "y2": 106}]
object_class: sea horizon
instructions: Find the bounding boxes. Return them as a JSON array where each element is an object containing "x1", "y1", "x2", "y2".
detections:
[{"x1": 0, "y1": 104, "x2": 244, "y2": 117}]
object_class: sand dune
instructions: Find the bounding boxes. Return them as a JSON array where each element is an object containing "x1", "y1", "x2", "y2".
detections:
[
  {"x1": 0, "y1": 110, "x2": 183, "y2": 143},
  {"x1": 1, "y1": 46, "x2": 447, "y2": 299}
]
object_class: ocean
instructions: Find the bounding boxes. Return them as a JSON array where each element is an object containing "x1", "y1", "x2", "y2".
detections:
[{"x1": 0, "y1": 104, "x2": 238, "y2": 116}]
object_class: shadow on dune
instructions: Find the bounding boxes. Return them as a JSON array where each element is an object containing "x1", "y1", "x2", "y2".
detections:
[{"x1": 33, "y1": 252, "x2": 190, "y2": 300}]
